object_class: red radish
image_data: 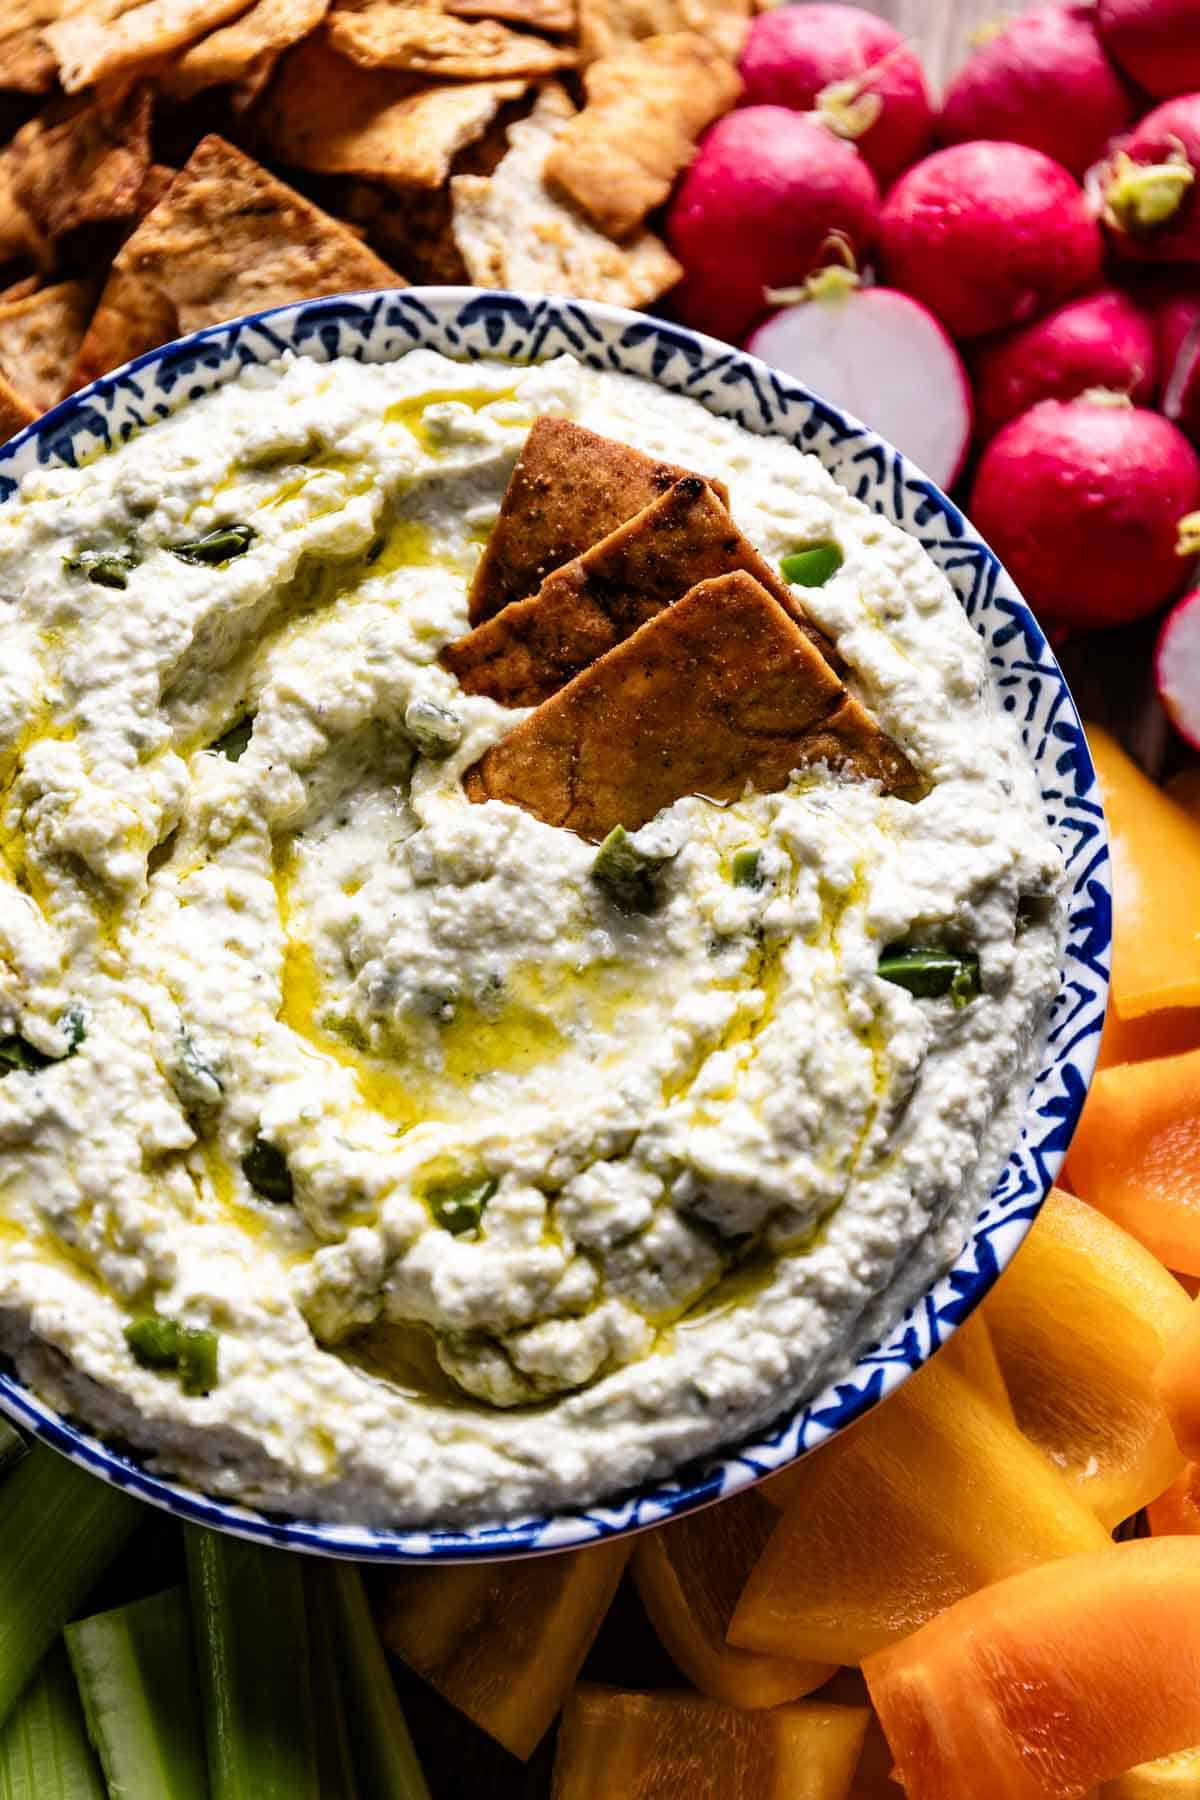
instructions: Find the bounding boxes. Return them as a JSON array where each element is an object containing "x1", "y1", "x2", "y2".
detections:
[
  {"x1": 938, "y1": 2, "x2": 1132, "y2": 179},
  {"x1": 878, "y1": 142, "x2": 1103, "y2": 342},
  {"x1": 745, "y1": 269, "x2": 972, "y2": 489},
  {"x1": 970, "y1": 396, "x2": 1200, "y2": 629},
  {"x1": 1158, "y1": 287, "x2": 1200, "y2": 440},
  {"x1": 1098, "y1": 0, "x2": 1200, "y2": 100},
  {"x1": 1089, "y1": 95, "x2": 1200, "y2": 263},
  {"x1": 737, "y1": 2, "x2": 933, "y2": 186},
  {"x1": 666, "y1": 107, "x2": 879, "y2": 346},
  {"x1": 1157, "y1": 583, "x2": 1200, "y2": 749},
  {"x1": 971, "y1": 289, "x2": 1157, "y2": 439}
]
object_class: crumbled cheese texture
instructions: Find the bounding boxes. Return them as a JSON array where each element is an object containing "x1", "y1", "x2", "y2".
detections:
[{"x1": 0, "y1": 351, "x2": 1064, "y2": 1524}]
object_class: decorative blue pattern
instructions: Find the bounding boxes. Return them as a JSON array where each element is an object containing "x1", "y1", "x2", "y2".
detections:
[{"x1": 0, "y1": 289, "x2": 1111, "y2": 1561}]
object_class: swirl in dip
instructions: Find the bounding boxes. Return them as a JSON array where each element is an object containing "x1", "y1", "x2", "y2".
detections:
[{"x1": 0, "y1": 350, "x2": 1063, "y2": 1524}]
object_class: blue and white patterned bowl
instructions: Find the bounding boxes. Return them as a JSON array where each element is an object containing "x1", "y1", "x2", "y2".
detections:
[{"x1": 0, "y1": 289, "x2": 1111, "y2": 1560}]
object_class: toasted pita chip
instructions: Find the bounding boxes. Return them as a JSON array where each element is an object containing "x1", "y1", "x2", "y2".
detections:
[
  {"x1": 0, "y1": 0, "x2": 88, "y2": 93},
  {"x1": 73, "y1": 134, "x2": 403, "y2": 387},
  {"x1": 327, "y1": 0, "x2": 574, "y2": 77},
  {"x1": 47, "y1": 0, "x2": 253, "y2": 93},
  {"x1": 258, "y1": 37, "x2": 526, "y2": 190},
  {"x1": 0, "y1": 156, "x2": 48, "y2": 272},
  {"x1": 0, "y1": 368, "x2": 36, "y2": 442},
  {"x1": 451, "y1": 84, "x2": 682, "y2": 313},
  {"x1": 9, "y1": 84, "x2": 153, "y2": 243},
  {"x1": 545, "y1": 33, "x2": 740, "y2": 240},
  {"x1": 463, "y1": 570, "x2": 916, "y2": 840},
  {"x1": 467, "y1": 415, "x2": 727, "y2": 625},
  {"x1": 0, "y1": 276, "x2": 41, "y2": 305},
  {"x1": 445, "y1": 0, "x2": 573, "y2": 33},
  {"x1": 577, "y1": 0, "x2": 748, "y2": 63},
  {"x1": 162, "y1": 0, "x2": 327, "y2": 95},
  {"x1": 446, "y1": 473, "x2": 840, "y2": 702},
  {"x1": 0, "y1": 278, "x2": 95, "y2": 412}
]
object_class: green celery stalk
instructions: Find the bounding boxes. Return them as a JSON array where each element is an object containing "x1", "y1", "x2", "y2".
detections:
[
  {"x1": 0, "y1": 1644, "x2": 104, "y2": 1800},
  {"x1": 184, "y1": 1527, "x2": 319, "y2": 1800},
  {"x1": 324, "y1": 1563, "x2": 431, "y2": 1800},
  {"x1": 304, "y1": 1567, "x2": 359, "y2": 1800},
  {"x1": 65, "y1": 1588, "x2": 207, "y2": 1800},
  {"x1": 0, "y1": 1449, "x2": 140, "y2": 1729}
]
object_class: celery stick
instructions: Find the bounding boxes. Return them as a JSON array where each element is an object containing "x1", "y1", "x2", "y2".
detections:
[
  {"x1": 0, "y1": 1449, "x2": 140, "y2": 1729},
  {"x1": 305, "y1": 1567, "x2": 359, "y2": 1800},
  {"x1": 0, "y1": 1644, "x2": 104, "y2": 1800},
  {"x1": 65, "y1": 1588, "x2": 206, "y2": 1800},
  {"x1": 324, "y1": 1564, "x2": 431, "y2": 1800},
  {"x1": 184, "y1": 1527, "x2": 319, "y2": 1800}
]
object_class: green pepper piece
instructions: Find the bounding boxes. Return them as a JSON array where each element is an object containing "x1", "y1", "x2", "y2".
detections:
[
  {"x1": 124, "y1": 1316, "x2": 182, "y2": 1371},
  {"x1": 780, "y1": 543, "x2": 843, "y2": 587},
  {"x1": 177, "y1": 1328, "x2": 219, "y2": 1397},
  {"x1": 0, "y1": 1035, "x2": 55, "y2": 1076},
  {"x1": 169, "y1": 524, "x2": 256, "y2": 568},
  {"x1": 590, "y1": 825, "x2": 672, "y2": 916},
  {"x1": 63, "y1": 547, "x2": 141, "y2": 590},
  {"x1": 731, "y1": 849, "x2": 764, "y2": 890},
  {"x1": 241, "y1": 1137, "x2": 294, "y2": 1205},
  {"x1": 60, "y1": 1004, "x2": 87, "y2": 1051},
  {"x1": 211, "y1": 716, "x2": 254, "y2": 761},
  {"x1": 427, "y1": 1175, "x2": 497, "y2": 1237},
  {"x1": 878, "y1": 945, "x2": 981, "y2": 1005}
]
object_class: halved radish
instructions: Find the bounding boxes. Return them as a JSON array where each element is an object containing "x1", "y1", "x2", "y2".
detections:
[
  {"x1": 1157, "y1": 587, "x2": 1200, "y2": 751},
  {"x1": 746, "y1": 271, "x2": 972, "y2": 489}
]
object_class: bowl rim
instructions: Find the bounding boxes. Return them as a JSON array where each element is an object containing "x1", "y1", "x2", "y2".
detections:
[{"x1": 0, "y1": 286, "x2": 1111, "y2": 1560}]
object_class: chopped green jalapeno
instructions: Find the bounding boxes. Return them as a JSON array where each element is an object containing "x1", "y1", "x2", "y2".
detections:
[
  {"x1": 878, "y1": 945, "x2": 981, "y2": 1007},
  {"x1": 211, "y1": 715, "x2": 254, "y2": 761},
  {"x1": 125, "y1": 1315, "x2": 219, "y2": 1395},
  {"x1": 780, "y1": 543, "x2": 844, "y2": 587},
  {"x1": 241, "y1": 1137, "x2": 294, "y2": 1205},
  {"x1": 731, "y1": 849, "x2": 764, "y2": 890},
  {"x1": 427, "y1": 1174, "x2": 497, "y2": 1237},
  {"x1": 591, "y1": 825, "x2": 673, "y2": 916},
  {"x1": 169, "y1": 524, "x2": 256, "y2": 567},
  {"x1": 63, "y1": 546, "x2": 141, "y2": 590}
]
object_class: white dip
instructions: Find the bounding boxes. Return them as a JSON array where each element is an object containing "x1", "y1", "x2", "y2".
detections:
[{"x1": 0, "y1": 351, "x2": 1064, "y2": 1525}]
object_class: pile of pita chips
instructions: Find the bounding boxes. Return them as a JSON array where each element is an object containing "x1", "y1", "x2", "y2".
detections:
[
  {"x1": 545, "y1": 32, "x2": 740, "y2": 239},
  {"x1": 47, "y1": 0, "x2": 252, "y2": 94},
  {"x1": 73, "y1": 133, "x2": 401, "y2": 384},
  {"x1": 464, "y1": 571, "x2": 916, "y2": 841},
  {"x1": 451, "y1": 83, "x2": 681, "y2": 308}
]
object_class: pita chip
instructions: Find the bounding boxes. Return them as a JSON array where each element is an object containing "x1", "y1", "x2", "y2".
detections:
[
  {"x1": 446, "y1": 474, "x2": 840, "y2": 703},
  {"x1": 9, "y1": 84, "x2": 154, "y2": 243},
  {"x1": 0, "y1": 278, "x2": 95, "y2": 413},
  {"x1": 545, "y1": 33, "x2": 740, "y2": 240},
  {"x1": 577, "y1": 0, "x2": 749, "y2": 64},
  {"x1": 0, "y1": 277, "x2": 41, "y2": 305},
  {"x1": 463, "y1": 570, "x2": 917, "y2": 840},
  {"x1": 451, "y1": 84, "x2": 682, "y2": 313},
  {"x1": 467, "y1": 415, "x2": 727, "y2": 625},
  {"x1": 162, "y1": 0, "x2": 328, "y2": 96},
  {"x1": 0, "y1": 157, "x2": 47, "y2": 272},
  {"x1": 0, "y1": 369, "x2": 36, "y2": 442},
  {"x1": 47, "y1": 0, "x2": 255, "y2": 93},
  {"x1": 445, "y1": 0, "x2": 573, "y2": 33},
  {"x1": 73, "y1": 134, "x2": 403, "y2": 386},
  {"x1": 258, "y1": 37, "x2": 526, "y2": 190},
  {"x1": 327, "y1": 0, "x2": 574, "y2": 78}
]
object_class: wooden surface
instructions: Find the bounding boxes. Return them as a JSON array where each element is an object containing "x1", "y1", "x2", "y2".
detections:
[{"x1": 855, "y1": 0, "x2": 995, "y2": 88}]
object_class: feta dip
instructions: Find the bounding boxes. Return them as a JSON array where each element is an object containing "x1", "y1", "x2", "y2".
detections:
[{"x1": 0, "y1": 349, "x2": 1064, "y2": 1525}]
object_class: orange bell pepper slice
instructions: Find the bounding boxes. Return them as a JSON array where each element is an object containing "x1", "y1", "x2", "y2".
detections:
[
  {"x1": 1096, "y1": 1005, "x2": 1200, "y2": 1071},
  {"x1": 631, "y1": 1488, "x2": 833, "y2": 1708},
  {"x1": 373, "y1": 1539, "x2": 628, "y2": 1758},
  {"x1": 729, "y1": 1350, "x2": 1108, "y2": 1667},
  {"x1": 1068, "y1": 1048, "x2": 1200, "y2": 1275},
  {"x1": 553, "y1": 1685, "x2": 869, "y2": 1800},
  {"x1": 980, "y1": 1188, "x2": 1189, "y2": 1526},
  {"x1": 938, "y1": 1307, "x2": 1013, "y2": 1424},
  {"x1": 1147, "y1": 1464, "x2": 1200, "y2": 1536},
  {"x1": 864, "y1": 1538, "x2": 1200, "y2": 1800},
  {"x1": 1086, "y1": 725, "x2": 1200, "y2": 1018},
  {"x1": 1156, "y1": 1295, "x2": 1200, "y2": 1463}
]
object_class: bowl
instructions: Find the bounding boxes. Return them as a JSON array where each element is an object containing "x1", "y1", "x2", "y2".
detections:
[{"x1": 0, "y1": 288, "x2": 1111, "y2": 1560}]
